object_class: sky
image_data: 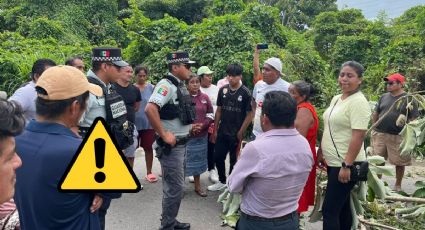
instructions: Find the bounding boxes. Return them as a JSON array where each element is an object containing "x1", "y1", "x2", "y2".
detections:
[{"x1": 337, "y1": 0, "x2": 425, "y2": 19}]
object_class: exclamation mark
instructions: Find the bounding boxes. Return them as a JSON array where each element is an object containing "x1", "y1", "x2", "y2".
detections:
[{"x1": 94, "y1": 138, "x2": 106, "y2": 183}]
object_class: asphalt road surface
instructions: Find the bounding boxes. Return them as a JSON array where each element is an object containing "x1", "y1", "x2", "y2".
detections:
[{"x1": 106, "y1": 150, "x2": 425, "y2": 230}]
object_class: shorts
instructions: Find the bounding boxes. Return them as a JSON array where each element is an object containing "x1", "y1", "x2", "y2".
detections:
[
  {"x1": 124, "y1": 125, "x2": 138, "y2": 158},
  {"x1": 138, "y1": 129, "x2": 155, "y2": 152},
  {"x1": 371, "y1": 130, "x2": 411, "y2": 166}
]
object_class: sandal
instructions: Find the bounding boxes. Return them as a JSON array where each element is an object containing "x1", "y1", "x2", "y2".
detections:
[
  {"x1": 195, "y1": 189, "x2": 207, "y2": 197},
  {"x1": 145, "y1": 173, "x2": 158, "y2": 183}
]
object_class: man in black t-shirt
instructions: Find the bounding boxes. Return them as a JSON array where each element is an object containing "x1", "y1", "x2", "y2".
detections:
[
  {"x1": 371, "y1": 73, "x2": 419, "y2": 192},
  {"x1": 114, "y1": 65, "x2": 142, "y2": 167},
  {"x1": 208, "y1": 63, "x2": 253, "y2": 191}
]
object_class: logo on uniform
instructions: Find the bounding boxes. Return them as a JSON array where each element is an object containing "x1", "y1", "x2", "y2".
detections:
[
  {"x1": 238, "y1": 95, "x2": 242, "y2": 101},
  {"x1": 201, "y1": 99, "x2": 207, "y2": 104},
  {"x1": 223, "y1": 88, "x2": 228, "y2": 94},
  {"x1": 258, "y1": 101, "x2": 263, "y2": 107},
  {"x1": 157, "y1": 85, "x2": 168, "y2": 96}
]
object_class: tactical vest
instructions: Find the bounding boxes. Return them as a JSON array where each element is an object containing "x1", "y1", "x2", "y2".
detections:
[
  {"x1": 87, "y1": 77, "x2": 134, "y2": 149},
  {"x1": 159, "y1": 75, "x2": 196, "y2": 125}
]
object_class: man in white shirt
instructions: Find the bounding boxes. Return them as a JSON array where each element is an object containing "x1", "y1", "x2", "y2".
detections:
[
  {"x1": 252, "y1": 57, "x2": 289, "y2": 139},
  {"x1": 198, "y1": 66, "x2": 219, "y2": 183}
]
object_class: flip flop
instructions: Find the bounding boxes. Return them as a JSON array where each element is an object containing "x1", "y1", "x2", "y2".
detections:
[
  {"x1": 145, "y1": 173, "x2": 158, "y2": 183},
  {"x1": 195, "y1": 189, "x2": 207, "y2": 197}
]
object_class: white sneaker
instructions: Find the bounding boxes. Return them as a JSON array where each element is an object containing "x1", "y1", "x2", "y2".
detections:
[
  {"x1": 209, "y1": 169, "x2": 219, "y2": 183},
  {"x1": 207, "y1": 182, "x2": 226, "y2": 191},
  {"x1": 188, "y1": 176, "x2": 194, "y2": 183}
]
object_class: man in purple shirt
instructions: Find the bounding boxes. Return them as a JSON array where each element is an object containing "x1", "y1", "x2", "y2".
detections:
[{"x1": 228, "y1": 91, "x2": 313, "y2": 230}]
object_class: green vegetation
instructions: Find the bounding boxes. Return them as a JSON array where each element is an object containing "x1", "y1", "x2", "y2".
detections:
[{"x1": 0, "y1": 0, "x2": 424, "y2": 107}]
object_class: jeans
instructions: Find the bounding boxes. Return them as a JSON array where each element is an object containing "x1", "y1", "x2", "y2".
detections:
[
  {"x1": 158, "y1": 144, "x2": 187, "y2": 230},
  {"x1": 322, "y1": 167, "x2": 356, "y2": 230},
  {"x1": 236, "y1": 211, "x2": 299, "y2": 230},
  {"x1": 214, "y1": 134, "x2": 238, "y2": 183}
]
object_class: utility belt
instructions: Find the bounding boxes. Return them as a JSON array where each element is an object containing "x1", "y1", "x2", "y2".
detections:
[
  {"x1": 240, "y1": 210, "x2": 297, "y2": 222},
  {"x1": 154, "y1": 134, "x2": 189, "y2": 159},
  {"x1": 156, "y1": 135, "x2": 189, "y2": 147}
]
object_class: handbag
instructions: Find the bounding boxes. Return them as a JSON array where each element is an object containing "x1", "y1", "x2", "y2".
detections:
[{"x1": 328, "y1": 97, "x2": 369, "y2": 182}]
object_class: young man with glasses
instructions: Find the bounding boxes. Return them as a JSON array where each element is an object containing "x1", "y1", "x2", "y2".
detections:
[{"x1": 371, "y1": 73, "x2": 419, "y2": 192}]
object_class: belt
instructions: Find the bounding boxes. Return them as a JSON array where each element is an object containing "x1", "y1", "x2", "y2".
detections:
[
  {"x1": 175, "y1": 136, "x2": 189, "y2": 145},
  {"x1": 240, "y1": 210, "x2": 296, "y2": 222}
]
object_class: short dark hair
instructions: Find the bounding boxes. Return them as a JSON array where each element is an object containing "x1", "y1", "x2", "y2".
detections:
[
  {"x1": 226, "y1": 63, "x2": 243, "y2": 76},
  {"x1": 291, "y1": 80, "x2": 315, "y2": 102},
  {"x1": 0, "y1": 99, "x2": 25, "y2": 143},
  {"x1": 134, "y1": 65, "x2": 149, "y2": 75},
  {"x1": 262, "y1": 91, "x2": 297, "y2": 127},
  {"x1": 65, "y1": 56, "x2": 83, "y2": 66},
  {"x1": 341, "y1": 61, "x2": 364, "y2": 77},
  {"x1": 31, "y1": 58, "x2": 57, "y2": 80},
  {"x1": 35, "y1": 92, "x2": 89, "y2": 120}
]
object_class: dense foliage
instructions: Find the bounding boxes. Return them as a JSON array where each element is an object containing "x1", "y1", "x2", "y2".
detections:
[{"x1": 0, "y1": 0, "x2": 424, "y2": 108}]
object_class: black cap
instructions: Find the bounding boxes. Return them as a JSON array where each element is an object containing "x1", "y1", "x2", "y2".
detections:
[
  {"x1": 92, "y1": 47, "x2": 129, "y2": 67},
  {"x1": 166, "y1": 51, "x2": 196, "y2": 64}
]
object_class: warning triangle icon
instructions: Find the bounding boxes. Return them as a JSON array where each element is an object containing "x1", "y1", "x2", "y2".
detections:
[{"x1": 59, "y1": 117, "x2": 141, "y2": 192}]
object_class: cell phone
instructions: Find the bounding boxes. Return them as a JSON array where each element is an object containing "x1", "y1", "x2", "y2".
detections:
[{"x1": 257, "y1": 43, "x2": 268, "y2": 50}]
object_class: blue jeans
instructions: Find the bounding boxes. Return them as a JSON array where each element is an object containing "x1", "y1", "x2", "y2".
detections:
[
  {"x1": 158, "y1": 144, "x2": 187, "y2": 230},
  {"x1": 236, "y1": 211, "x2": 299, "y2": 230}
]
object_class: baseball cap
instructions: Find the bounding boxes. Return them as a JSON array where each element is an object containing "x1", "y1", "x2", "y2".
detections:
[
  {"x1": 36, "y1": 65, "x2": 103, "y2": 100},
  {"x1": 166, "y1": 51, "x2": 196, "y2": 64},
  {"x1": 384, "y1": 73, "x2": 405, "y2": 84},
  {"x1": 264, "y1": 57, "x2": 282, "y2": 75},
  {"x1": 92, "y1": 47, "x2": 129, "y2": 67},
  {"x1": 197, "y1": 66, "x2": 214, "y2": 75}
]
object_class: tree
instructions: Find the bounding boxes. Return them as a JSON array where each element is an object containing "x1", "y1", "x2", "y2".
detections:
[{"x1": 140, "y1": 0, "x2": 209, "y2": 24}]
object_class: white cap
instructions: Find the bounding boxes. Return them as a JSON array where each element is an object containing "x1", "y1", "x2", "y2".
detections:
[{"x1": 264, "y1": 57, "x2": 282, "y2": 75}]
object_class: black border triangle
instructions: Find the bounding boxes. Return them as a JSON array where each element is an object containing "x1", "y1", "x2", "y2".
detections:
[{"x1": 58, "y1": 117, "x2": 142, "y2": 193}]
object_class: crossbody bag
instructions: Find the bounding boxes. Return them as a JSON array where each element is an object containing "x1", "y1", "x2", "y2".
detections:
[{"x1": 328, "y1": 97, "x2": 368, "y2": 182}]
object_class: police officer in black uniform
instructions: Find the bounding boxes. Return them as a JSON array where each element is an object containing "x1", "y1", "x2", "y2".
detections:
[{"x1": 145, "y1": 51, "x2": 196, "y2": 230}]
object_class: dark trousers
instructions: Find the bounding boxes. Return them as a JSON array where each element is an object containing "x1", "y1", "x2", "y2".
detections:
[
  {"x1": 322, "y1": 167, "x2": 356, "y2": 230},
  {"x1": 236, "y1": 211, "x2": 299, "y2": 230},
  {"x1": 207, "y1": 133, "x2": 215, "y2": 171},
  {"x1": 98, "y1": 198, "x2": 111, "y2": 230},
  {"x1": 214, "y1": 134, "x2": 238, "y2": 184},
  {"x1": 158, "y1": 144, "x2": 186, "y2": 230}
]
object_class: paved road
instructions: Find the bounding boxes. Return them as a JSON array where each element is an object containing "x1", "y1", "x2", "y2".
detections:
[{"x1": 106, "y1": 150, "x2": 425, "y2": 230}]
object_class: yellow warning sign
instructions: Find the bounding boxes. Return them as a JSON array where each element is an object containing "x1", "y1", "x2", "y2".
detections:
[{"x1": 59, "y1": 117, "x2": 141, "y2": 192}]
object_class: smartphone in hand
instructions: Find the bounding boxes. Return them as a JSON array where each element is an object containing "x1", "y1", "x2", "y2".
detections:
[{"x1": 257, "y1": 43, "x2": 268, "y2": 50}]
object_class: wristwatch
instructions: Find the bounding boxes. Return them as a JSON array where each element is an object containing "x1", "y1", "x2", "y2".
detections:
[{"x1": 341, "y1": 162, "x2": 352, "y2": 169}]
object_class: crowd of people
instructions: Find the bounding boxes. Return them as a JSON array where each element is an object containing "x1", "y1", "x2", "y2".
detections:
[{"x1": 0, "y1": 45, "x2": 419, "y2": 230}]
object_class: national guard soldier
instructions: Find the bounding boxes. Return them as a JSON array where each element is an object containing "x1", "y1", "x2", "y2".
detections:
[
  {"x1": 145, "y1": 51, "x2": 196, "y2": 230},
  {"x1": 78, "y1": 47, "x2": 133, "y2": 230}
]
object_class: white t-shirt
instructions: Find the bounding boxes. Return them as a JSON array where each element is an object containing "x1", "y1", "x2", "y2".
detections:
[
  {"x1": 200, "y1": 84, "x2": 219, "y2": 114},
  {"x1": 8, "y1": 81, "x2": 37, "y2": 122},
  {"x1": 252, "y1": 78, "x2": 290, "y2": 136}
]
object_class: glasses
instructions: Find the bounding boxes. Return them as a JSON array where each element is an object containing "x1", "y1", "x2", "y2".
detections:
[{"x1": 182, "y1": 64, "x2": 191, "y2": 70}]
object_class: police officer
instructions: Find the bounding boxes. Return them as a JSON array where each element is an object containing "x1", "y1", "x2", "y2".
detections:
[
  {"x1": 145, "y1": 51, "x2": 196, "y2": 230},
  {"x1": 78, "y1": 47, "x2": 131, "y2": 230}
]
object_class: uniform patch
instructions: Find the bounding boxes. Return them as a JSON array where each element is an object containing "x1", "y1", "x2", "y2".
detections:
[
  {"x1": 201, "y1": 99, "x2": 207, "y2": 104},
  {"x1": 238, "y1": 95, "x2": 242, "y2": 101},
  {"x1": 223, "y1": 88, "x2": 228, "y2": 94},
  {"x1": 157, "y1": 85, "x2": 169, "y2": 96},
  {"x1": 258, "y1": 101, "x2": 263, "y2": 108}
]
